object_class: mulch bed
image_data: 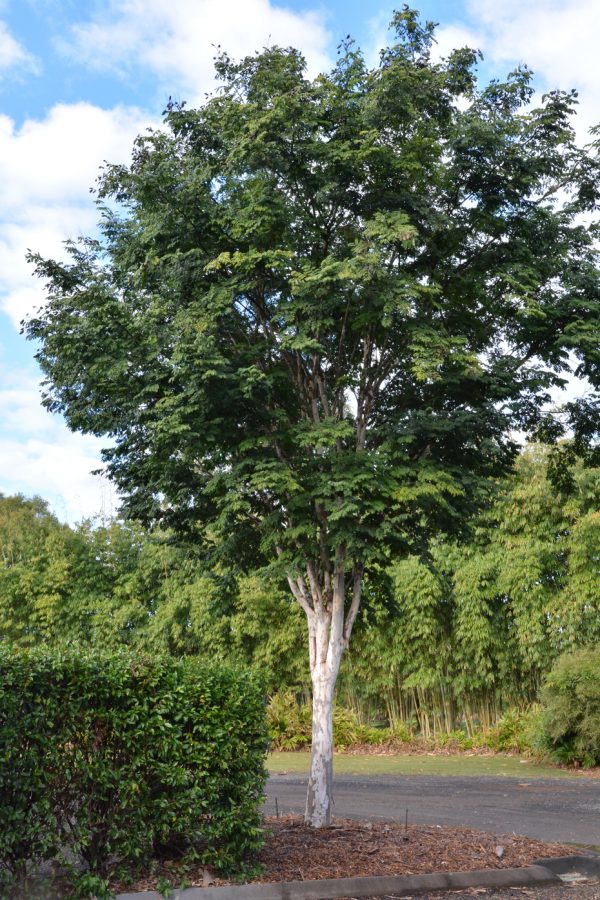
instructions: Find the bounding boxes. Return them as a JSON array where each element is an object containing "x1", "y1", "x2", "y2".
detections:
[
  {"x1": 257, "y1": 817, "x2": 573, "y2": 881},
  {"x1": 111, "y1": 815, "x2": 576, "y2": 894}
]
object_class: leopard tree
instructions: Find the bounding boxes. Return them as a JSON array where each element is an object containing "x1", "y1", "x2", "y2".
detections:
[{"x1": 25, "y1": 10, "x2": 600, "y2": 826}]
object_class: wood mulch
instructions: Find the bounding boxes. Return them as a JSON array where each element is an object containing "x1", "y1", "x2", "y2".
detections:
[
  {"x1": 256, "y1": 817, "x2": 573, "y2": 882},
  {"x1": 111, "y1": 815, "x2": 577, "y2": 894}
]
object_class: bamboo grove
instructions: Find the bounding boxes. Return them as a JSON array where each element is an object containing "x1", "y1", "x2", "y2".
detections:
[{"x1": 1, "y1": 446, "x2": 598, "y2": 735}]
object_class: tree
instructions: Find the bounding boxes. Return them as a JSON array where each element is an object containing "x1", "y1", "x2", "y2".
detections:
[
  {"x1": 25, "y1": 9, "x2": 600, "y2": 825},
  {"x1": 346, "y1": 447, "x2": 600, "y2": 735},
  {"x1": 0, "y1": 494, "x2": 84, "y2": 645},
  {"x1": 450, "y1": 446, "x2": 600, "y2": 688}
]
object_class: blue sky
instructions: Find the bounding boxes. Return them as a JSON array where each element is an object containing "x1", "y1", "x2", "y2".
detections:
[{"x1": 0, "y1": 0, "x2": 598, "y2": 522}]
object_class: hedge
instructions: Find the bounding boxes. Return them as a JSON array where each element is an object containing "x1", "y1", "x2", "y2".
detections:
[
  {"x1": 0, "y1": 647, "x2": 268, "y2": 895},
  {"x1": 538, "y1": 645, "x2": 600, "y2": 767}
]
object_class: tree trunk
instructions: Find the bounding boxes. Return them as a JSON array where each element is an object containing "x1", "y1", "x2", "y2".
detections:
[
  {"x1": 303, "y1": 558, "x2": 348, "y2": 826},
  {"x1": 303, "y1": 599, "x2": 344, "y2": 827},
  {"x1": 305, "y1": 665, "x2": 335, "y2": 827},
  {"x1": 286, "y1": 553, "x2": 363, "y2": 827}
]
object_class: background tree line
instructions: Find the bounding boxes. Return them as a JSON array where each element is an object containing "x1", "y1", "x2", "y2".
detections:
[{"x1": 2, "y1": 443, "x2": 598, "y2": 735}]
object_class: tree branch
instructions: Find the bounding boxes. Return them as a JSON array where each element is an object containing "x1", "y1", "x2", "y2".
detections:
[
  {"x1": 327, "y1": 544, "x2": 346, "y2": 673},
  {"x1": 306, "y1": 559, "x2": 324, "y2": 608},
  {"x1": 343, "y1": 562, "x2": 364, "y2": 647},
  {"x1": 286, "y1": 572, "x2": 315, "y2": 619}
]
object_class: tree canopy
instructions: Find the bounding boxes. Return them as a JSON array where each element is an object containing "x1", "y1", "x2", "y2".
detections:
[{"x1": 25, "y1": 8, "x2": 600, "y2": 825}]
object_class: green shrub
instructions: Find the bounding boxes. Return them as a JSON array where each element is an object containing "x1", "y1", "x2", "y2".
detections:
[
  {"x1": 481, "y1": 708, "x2": 538, "y2": 753},
  {"x1": 267, "y1": 693, "x2": 391, "y2": 749},
  {"x1": 267, "y1": 693, "x2": 415, "y2": 750},
  {"x1": 267, "y1": 691, "x2": 312, "y2": 749},
  {"x1": 331, "y1": 707, "x2": 366, "y2": 748},
  {"x1": 359, "y1": 725, "x2": 393, "y2": 745},
  {"x1": 388, "y1": 721, "x2": 415, "y2": 744},
  {"x1": 0, "y1": 647, "x2": 268, "y2": 894},
  {"x1": 436, "y1": 729, "x2": 474, "y2": 750},
  {"x1": 538, "y1": 645, "x2": 600, "y2": 767}
]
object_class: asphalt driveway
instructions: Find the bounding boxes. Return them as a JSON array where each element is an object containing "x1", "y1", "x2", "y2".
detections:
[{"x1": 265, "y1": 774, "x2": 600, "y2": 845}]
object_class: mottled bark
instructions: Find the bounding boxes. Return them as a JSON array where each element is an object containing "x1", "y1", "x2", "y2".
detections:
[
  {"x1": 285, "y1": 549, "x2": 364, "y2": 827},
  {"x1": 306, "y1": 667, "x2": 335, "y2": 826}
]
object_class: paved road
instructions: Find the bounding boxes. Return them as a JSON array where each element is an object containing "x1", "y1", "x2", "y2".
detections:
[{"x1": 265, "y1": 774, "x2": 600, "y2": 846}]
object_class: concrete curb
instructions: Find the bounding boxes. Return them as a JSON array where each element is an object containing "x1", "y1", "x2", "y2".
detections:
[
  {"x1": 115, "y1": 856, "x2": 600, "y2": 900},
  {"x1": 532, "y1": 854, "x2": 600, "y2": 877}
]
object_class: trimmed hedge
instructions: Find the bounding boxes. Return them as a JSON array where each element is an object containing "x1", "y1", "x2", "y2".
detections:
[{"x1": 0, "y1": 648, "x2": 268, "y2": 894}]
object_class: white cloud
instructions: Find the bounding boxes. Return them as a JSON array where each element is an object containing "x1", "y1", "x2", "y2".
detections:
[
  {"x1": 0, "y1": 366, "x2": 119, "y2": 523},
  {"x1": 0, "y1": 102, "x2": 152, "y2": 327},
  {"x1": 431, "y1": 23, "x2": 483, "y2": 64},
  {"x1": 63, "y1": 0, "x2": 331, "y2": 103},
  {"x1": 363, "y1": 11, "x2": 390, "y2": 68},
  {"x1": 469, "y1": 0, "x2": 597, "y2": 74},
  {"x1": 463, "y1": 0, "x2": 600, "y2": 140},
  {"x1": 0, "y1": 101, "x2": 149, "y2": 521},
  {"x1": 0, "y1": 19, "x2": 38, "y2": 78}
]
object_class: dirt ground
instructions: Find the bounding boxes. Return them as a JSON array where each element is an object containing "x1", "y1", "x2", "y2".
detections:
[{"x1": 112, "y1": 815, "x2": 588, "y2": 895}]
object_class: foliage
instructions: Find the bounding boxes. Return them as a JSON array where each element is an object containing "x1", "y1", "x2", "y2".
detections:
[
  {"x1": 24, "y1": 8, "x2": 600, "y2": 627},
  {"x1": 338, "y1": 449, "x2": 600, "y2": 733},
  {"x1": 267, "y1": 691, "x2": 389, "y2": 750},
  {"x1": 0, "y1": 495, "x2": 308, "y2": 691},
  {"x1": 537, "y1": 646, "x2": 600, "y2": 767},
  {"x1": 267, "y1": 691, "x2": 313, "y2": 749},
  {"x1": 0, "y1": 648, "x2": 268, "y2": 895},
  {"x1": 267, "y1": 691, "x2": 543, "y2": 755},
  {"x1": 451, "y1": 448, "x2": 600, "y2": 690},
  {"x1": 1, "y1": 440, "x2": 599, "y2": 747},
  {"x1": 145, "y1": 570, "x2": 308, "y2": 692},
  {"x1": 479, "y1": 708, "x2": 542, "y2": 754},
  {"x1": 1, "y1": 440, "x2": 598, "y2": 744},
  {"x1": 0, "y1": 494, "x2": 87, "y2": 645}
]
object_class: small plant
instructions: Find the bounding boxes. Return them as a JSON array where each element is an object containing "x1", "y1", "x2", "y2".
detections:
[
  {"x1": 156, "y1": 874, "x2": 172, "y2": 898},
  {"x1": 436, "y1": 729, "x2": 475, "y2": 750},
  {"x1": 332, "y1": 707, "x2": 365, "y2": 748},
  {"x1": 72, "y1": 872, "x2": 112, "y2": 900},
  {"x1": 388, "y1": 721, "x2": 415, "y2": 744}
]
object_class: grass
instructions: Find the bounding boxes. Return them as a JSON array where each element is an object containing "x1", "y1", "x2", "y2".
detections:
[{"x1": 268, "y1": 751, "x2": 592, "y2": 779}]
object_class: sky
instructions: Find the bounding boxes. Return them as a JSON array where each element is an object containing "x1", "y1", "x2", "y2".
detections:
[{"x1": 0, "y1": 0, "x2": 599, "y2": 523}]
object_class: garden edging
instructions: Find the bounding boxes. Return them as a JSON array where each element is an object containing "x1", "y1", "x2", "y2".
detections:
[{"x1": 116, "y1": 854, "x2": 600, "y2": 900}]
